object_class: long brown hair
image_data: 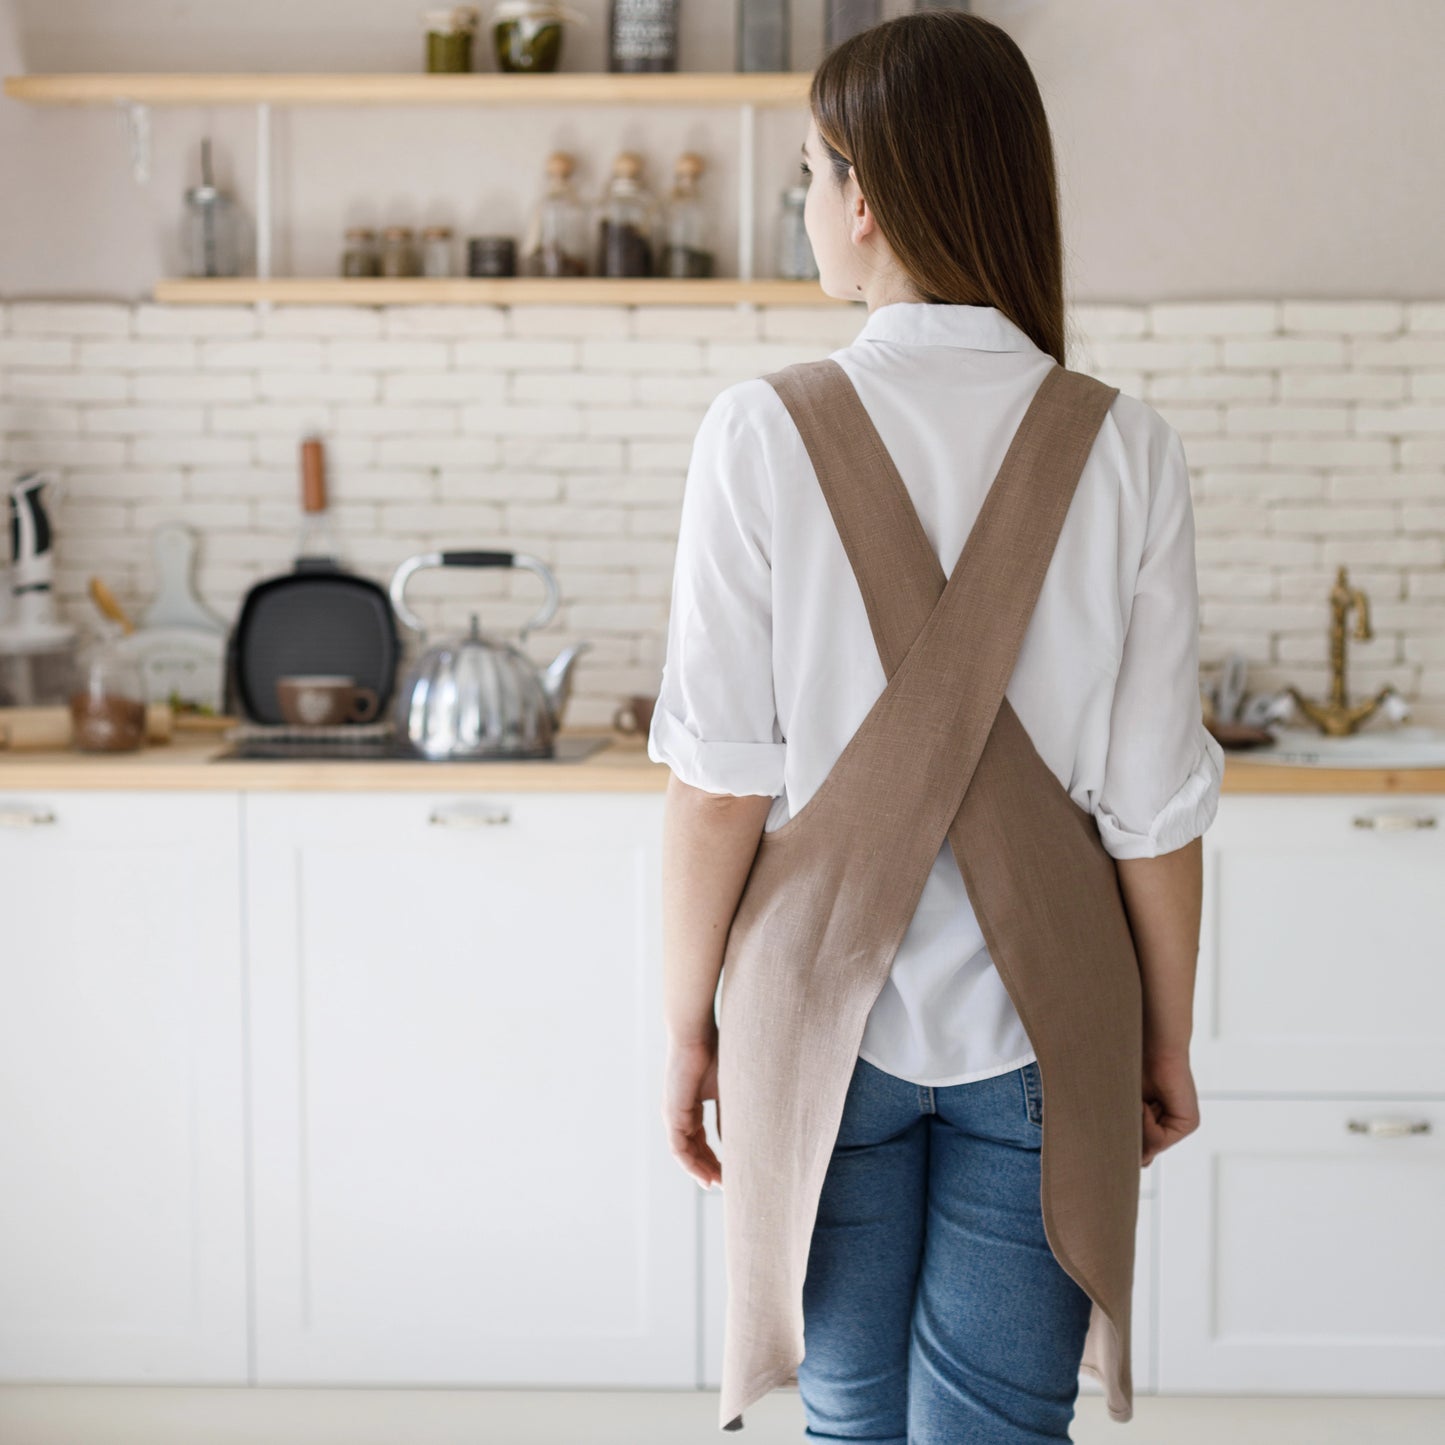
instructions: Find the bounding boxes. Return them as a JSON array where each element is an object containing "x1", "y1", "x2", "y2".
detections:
[{"x1": 811, "y1": 10, "x2": 1066, "y2": 366}]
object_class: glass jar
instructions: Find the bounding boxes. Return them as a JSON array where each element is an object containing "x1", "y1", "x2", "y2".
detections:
[
  {"x1": 777, "y1": 181, "x2": 818, "y2": 280},
  {"x1": 522, "y1": 151, "x2": 590, "y2": 276},
  {"x1": 68, "y1": 631, "x2": 147, "y2": 753},
  {"x1": 491, "y1": 1, "x2": 583, "y2": 73},
  {"x1": 379, "y1": 226, "x2": 419, "y2": 278},
  {"x1": 424, "y1": 6, "x2": 480, "y2": 72},
  {"x1": 340, "y1": 226, "x2": 380, "y2": 277},
  {"x1": 661, "y1": 152, "x2": 714, "y2": 278},
  {"x1": 420, "y1": 225, "x2": 455, "y2": 277},
  {"x1": 596, "y1": 151, "x2": 658, "y2": 278},
  {"x1": 608, "y1": 0, "x2": 678, "y2": 73}
]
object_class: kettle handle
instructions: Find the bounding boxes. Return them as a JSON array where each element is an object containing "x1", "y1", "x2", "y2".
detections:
[{"x1": 387, "y1": 549, "x2": 560, "y2": 642}]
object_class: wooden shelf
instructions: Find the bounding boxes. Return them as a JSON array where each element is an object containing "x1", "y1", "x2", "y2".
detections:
[
  {"x1": 3, "y1": 71, "x2": 811, "y2": 107},
  {"x1": 152, "y1": 277, "x2": 845, "y2": 307}
]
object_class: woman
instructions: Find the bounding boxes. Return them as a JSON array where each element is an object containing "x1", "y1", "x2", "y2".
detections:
[{"x1": 651, "y1": 11, "x2": 1223, "y2": 1442}]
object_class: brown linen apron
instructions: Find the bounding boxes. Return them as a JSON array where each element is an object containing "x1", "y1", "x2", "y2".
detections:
[{"x1": 715, "y1": 357, "x2": 1142, "y2": 1432}]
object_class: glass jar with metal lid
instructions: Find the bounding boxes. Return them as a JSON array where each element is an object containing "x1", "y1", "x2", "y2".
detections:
[{"x1": 490, "y1": 1, "x2": 586, "y2": 73}]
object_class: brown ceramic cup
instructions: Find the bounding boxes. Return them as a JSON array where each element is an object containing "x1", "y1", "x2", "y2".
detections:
[
  {"x1": 613, "y1": 693, "x2": 656, "y2": 736},
  {"x1": 276, "y1": 674, "x2": 380, "y2": 726}
]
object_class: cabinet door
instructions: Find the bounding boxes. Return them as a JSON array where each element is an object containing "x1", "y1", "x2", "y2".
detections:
[
  {"x1": 1157, "y1": 1096, "x2": 1445, "y2": 1395},
  {"x1": 0, "y1": 790, "x2": 247, "y2": 1382},
  {"x1": 243, "y1": 790, "x2": 694, "y2": 1387},
  {"x1": 1197, "y1": 794, "x2": 1445, "y2": 1094}
]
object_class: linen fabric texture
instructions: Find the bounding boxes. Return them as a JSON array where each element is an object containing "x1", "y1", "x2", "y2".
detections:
[
  {"x1": 713, "y1": 358, "x2": 1145, "y2": 1433},
  {"x1": 647, "y1": 301, "x2": 1223, "y2": 1089}
]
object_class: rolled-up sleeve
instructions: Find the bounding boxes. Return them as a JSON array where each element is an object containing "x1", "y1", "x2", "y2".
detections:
[
  {"x1": 1095, "y1": 423, "x2": 1224, "y2": 859},
  {"x1": 647, "y1": 385, "x2": 787, "y2": 798}
]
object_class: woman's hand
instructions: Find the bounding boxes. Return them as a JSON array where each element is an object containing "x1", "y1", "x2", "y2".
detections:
[
  {"x1": 662, "y1": 1031, "x2": 723, "y2": 1190},
  {"x1": 1141, "y1": 1048, "x2": 1200, "y2": 1168}
]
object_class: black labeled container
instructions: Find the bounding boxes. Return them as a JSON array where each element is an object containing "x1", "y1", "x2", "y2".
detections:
[{"x1": 608, "y1": 0, "x2": 678, "y2": 73}]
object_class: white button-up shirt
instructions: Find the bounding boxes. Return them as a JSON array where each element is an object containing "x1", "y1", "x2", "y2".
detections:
[{"x1": 648, "y1": 301, "x2": 1224, "y2": 1087}]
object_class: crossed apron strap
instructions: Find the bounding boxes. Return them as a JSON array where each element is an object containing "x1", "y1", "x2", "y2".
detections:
[{"x1": 763, "y1": 357, "x2": 1119, "y2": 753}]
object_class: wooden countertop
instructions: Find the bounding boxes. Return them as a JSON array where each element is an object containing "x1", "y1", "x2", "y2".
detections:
[{"x1": 1, "y1": 727, "x2": 1444, "y2": 793}]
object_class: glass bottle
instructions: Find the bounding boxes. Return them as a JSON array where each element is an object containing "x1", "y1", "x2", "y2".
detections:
[
  {"x1": 737, "y1": 0, "x2": 790, "y2": 72},
  {"x1": 424, "y1": 7, "x2": 480, "y2": 72},
  {"x1": 522, "y1": 151, "x2": 590, "y2": 277},
  {"x1": 379, "y1": 226, "x2": 419, "y2": 278},
  {"x1": 608, "y1": 0, "x2": 678, "y2": 73},
  {"x1": 661, "y1": 152, "x2": 714, "y2": 278},
  {"x1": 596, "y1": 151, "x2": 658, "y2": 278},
  {"x1": 777, "y1": 181, "x2": 818, "y2": 280},
  {"x1": 340, "y1": 226, "x2": 380, "y2": 278},
  {"x1": 182, "y1": 138, "x2": 243, "y2": 278}
]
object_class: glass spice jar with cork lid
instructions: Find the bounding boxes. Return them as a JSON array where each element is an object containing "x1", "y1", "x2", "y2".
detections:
[
  {"x1": 661, "y1": 151, "x2": 714, "y2": 278},
  {"x1": 424, "y1": 7, "x2": 481, "y2": 71},
  {"x1": 379, "y1": 226, "x2": 419, "y2": 277},
  {"x1": 522, "y1": 151, "x2": 589, "y2": 276},
  {"x1": 596, "y1": 150, "x2": 658, "y2": 278},
  {"x1": 340, "y1": 226, "x2": 380, "y2": 277}
]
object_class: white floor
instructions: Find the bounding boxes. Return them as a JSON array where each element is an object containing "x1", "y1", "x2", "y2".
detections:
[{"x1": 1, "y1": 1388, "x2": 1443, "y2": 1444}]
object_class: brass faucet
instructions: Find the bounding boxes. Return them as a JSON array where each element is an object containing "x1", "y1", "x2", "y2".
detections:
[{"x1": 1285, "y1": 564, "x2": 1400, "y2": 736}]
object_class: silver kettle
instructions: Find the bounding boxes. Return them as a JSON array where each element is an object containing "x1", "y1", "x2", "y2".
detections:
[{"x1": 388, "y1": 549, "x2": 592, "y2": 760}]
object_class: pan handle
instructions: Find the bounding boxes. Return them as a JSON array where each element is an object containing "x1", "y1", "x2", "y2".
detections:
[{"x1": 388, "y1": 549, "x2": 561, "y2": 642}]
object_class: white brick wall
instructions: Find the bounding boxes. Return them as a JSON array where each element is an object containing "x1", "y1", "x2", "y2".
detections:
[{"x1": 2, "y1": 299, "x2": 1443, "y2": 727}]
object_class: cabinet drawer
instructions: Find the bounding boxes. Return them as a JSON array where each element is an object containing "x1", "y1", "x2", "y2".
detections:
[
  {"x1": 1197, "y1": 794, "x2": 1445, "y2": 1094},
  {"x1": 1157, "y1": 1095, "x2": 1445, "y2": 1395}
]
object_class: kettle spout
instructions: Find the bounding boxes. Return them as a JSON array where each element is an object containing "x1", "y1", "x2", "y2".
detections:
[{"x1": 539, "y1": 641, "x2": 593, "y2": 730}]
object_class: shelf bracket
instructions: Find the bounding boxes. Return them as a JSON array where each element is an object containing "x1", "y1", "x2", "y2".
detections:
[{"x1": 118, "y1": 100, "x2": 151, "y2": 185}]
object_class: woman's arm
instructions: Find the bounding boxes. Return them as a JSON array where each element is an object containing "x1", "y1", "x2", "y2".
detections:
[
  {"x1": 1116, "y1": 835, "x2": 1203, "y2": 1059},
  {"x1": 1116, "y1": 834, "x2": 1205, "y2": 1166},
  {"x1": 660, "y1": 773, "x2": 773, "y2": 1047}
]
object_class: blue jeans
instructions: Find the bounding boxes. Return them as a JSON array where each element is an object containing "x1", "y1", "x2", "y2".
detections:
[{"x1": 797, "y1": 1055, "x2": 1093, "y2": 1444}]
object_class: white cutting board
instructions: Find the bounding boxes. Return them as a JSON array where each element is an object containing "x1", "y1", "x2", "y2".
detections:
[
  {"x1": 114, "y1": 626, "x2": 227, "y2": 710},
  {"x1": 140, "y1": 522, "x2": 229, "y2": 634}
]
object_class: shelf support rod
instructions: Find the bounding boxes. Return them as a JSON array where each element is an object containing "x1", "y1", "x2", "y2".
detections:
[
  {"x1": 254, "y1": 101, "x2": 274, "y2": 316},
  {"x1": 737, "y1": 101, "x2": 756, "y2": 285}
]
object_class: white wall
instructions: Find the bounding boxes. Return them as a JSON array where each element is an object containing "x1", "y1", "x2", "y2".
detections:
[{"x1": 2, "y1": 0, "x2": 1443, "y2": 301}]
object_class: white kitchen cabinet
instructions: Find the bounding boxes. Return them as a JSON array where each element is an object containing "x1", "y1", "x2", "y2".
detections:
[
  {"x1": 1195, "y1": 793, "x2": 1445, "y2": 1095},
  {"x1": 241, "y1": 790, "x2": 695, "y2": 1387},
  {"x1": 1156, "y1": 1095, "x2": 1445, "y2": 1396},
  {"x1": 0, "y1": 790, "x2": 248, "y2": 1382}
]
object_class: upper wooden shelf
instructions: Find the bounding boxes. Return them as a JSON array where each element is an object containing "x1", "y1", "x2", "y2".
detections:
[
  {"x1": 153, "y1": 277, "x2": 846, "y2": 307},
  {"x1": 3, "y1": 71, "x2": 811, "y2": 107}
]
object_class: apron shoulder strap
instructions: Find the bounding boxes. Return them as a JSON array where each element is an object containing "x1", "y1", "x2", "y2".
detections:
[{"x1": 763, "y1": 356, "x2": 1119, "y2": 689}]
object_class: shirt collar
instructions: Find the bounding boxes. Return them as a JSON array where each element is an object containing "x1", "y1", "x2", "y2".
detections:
[{"x1": 852, "y1": 301, "x2": 1040, "y2": 353}]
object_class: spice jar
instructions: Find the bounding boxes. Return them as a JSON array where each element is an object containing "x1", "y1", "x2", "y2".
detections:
[
  {"x1": 737, "y1": 0, "x2": 790, "y2": 72},
  {"x1": 522, "y1": 151, "x2": 590, "y2": 276},
  {"x1": 421, "y1": 225, "x2": 455, "y2": 277},
  {"x1": 661, "y1": 152, "x2": 714, "y2": 278},
  {"x1": 467, "y1": 236, "x2": 518, "y2": 277},
  {"x1": 379, "y1": 226, "x2": 419, "y2": 278},
  {"x1": 777, "y1": 180, "x2": 818, "y2": 280},
  {"x1": 596, "y1": 151, "x2": 658, "y2": 278},
  {"x1": 491, "y1": 1, "x2": 585, "y2": 73},
  {"x1": 340, "y1": 226, "x2": 380, "y2": 278},
  {"x1": 68, "y1": 629, "x2": 147, "y2": 753},
  {"x1": 424, "y1": 7, "x2": 481, "y2": 72}
]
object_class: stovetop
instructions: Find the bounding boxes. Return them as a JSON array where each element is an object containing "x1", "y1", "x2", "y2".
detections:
[{"x1": 208, "y1": 732, "x2": 614, "y2": 763}]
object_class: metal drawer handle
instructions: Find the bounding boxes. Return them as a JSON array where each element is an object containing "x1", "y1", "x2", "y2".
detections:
[
  {"x1": 1351, "y1": 812, "x2": 1438, "y2": 830},
  {"x1": 0, "y1": 806, "x2": 57, "y2": 828},
  {"x1": 1346, "y1": 1116, "x2": 1432, "y2": 1138},
  {"x1": 428, "y1": 805, "x2": 512, "y2": 828}
]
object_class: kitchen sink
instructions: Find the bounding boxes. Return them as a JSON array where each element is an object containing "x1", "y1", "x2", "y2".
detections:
[{"x1": 1229, "y1": 725, "x2": 1445, "y2": 768}]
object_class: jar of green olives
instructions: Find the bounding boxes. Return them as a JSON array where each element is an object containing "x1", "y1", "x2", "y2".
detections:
[
  {"x1": 490, "y1": 2, "x2": 584, "y2": 74},
  {"x1": 424, "y1": 7, "x2": 481, "y2": 72}
]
